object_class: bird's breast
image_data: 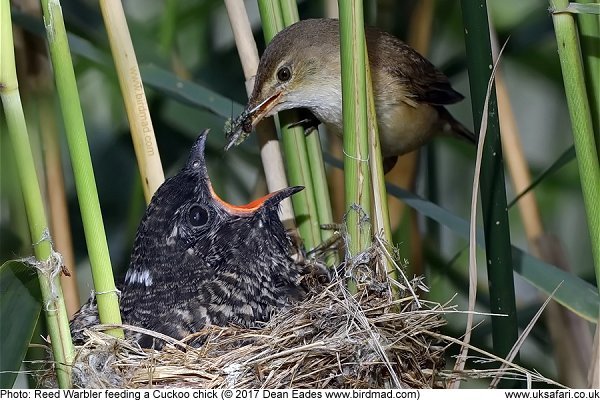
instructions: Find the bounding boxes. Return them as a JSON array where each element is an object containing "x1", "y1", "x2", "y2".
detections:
[
  {"x1": 310, "y1": 103, "x2": 343, "y2": 130},
  {"x1": 286, "y1": 83, "x2": 343, "y2": 129},
  {"x1": 376, "y1": 102, "x2": 441, "y2": 156}
]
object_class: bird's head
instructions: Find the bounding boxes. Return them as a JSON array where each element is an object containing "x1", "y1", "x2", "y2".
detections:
[
  {"x1": 225, "y1": 19, "x2": 342, "y2": 149},
  {"x1": 126, "y1": 129, "x2": 303, "y2": 285}
]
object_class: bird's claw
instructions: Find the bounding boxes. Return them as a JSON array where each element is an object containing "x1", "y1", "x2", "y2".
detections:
[{"x1": 287, "y1": 110, "x2": 321, "y2": 136}]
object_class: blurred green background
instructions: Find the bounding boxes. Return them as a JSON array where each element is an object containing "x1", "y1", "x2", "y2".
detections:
[{"x1": 1, "y1": 0, "x2": 596, "y2": 387}]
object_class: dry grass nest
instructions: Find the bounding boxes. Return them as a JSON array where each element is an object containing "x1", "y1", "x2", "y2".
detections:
[
  {"x1": 65, "y1": 242, "x2": 450, "y2": 389},
  {"x1": 36, "y1": 234, "x2": 563, "y2": 390}
]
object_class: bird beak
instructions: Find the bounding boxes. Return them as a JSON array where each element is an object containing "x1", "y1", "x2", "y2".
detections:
[
  {"x1": 211, "y1": 185, "x2": 303, "y2": 215},
  {"x1": 245, "y1": 91, "x2": 283, "y2": 129},
  {"x1": 224, "y1": 91, "x2": 283, "y2": 151},
  {"x1": 259, "y1": 185, "x2": 304, "y2": 209},
  {"x1": 189, "y1": 129, "x2": 302, "y2": 214}
]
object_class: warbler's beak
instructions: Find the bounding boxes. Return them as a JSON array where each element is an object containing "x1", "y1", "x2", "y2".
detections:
[
  {"x1": 246, "y1": 91, "x2": 283, "y2": 129},
  {"x1": 224, "y1": 91, "x2": 283, "y2": 151}
]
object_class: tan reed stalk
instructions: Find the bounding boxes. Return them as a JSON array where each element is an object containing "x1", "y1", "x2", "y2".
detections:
[
  {"x1": 223, "y1": 0, "x2": 296, "y2": 228},
  {"x1": 40, "y1": 93, "x2": 81, "y2": 318},
  {"x1": 256, "y1": 0, "x2": 323, "y2": 251},
  {"x1": 98, "y1": 0, "x2": 165, "y2": 203}
]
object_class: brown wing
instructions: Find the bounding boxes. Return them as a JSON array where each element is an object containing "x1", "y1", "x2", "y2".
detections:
[{"x1": 366, "y1": 26, "x2": 464, "y2": 106}]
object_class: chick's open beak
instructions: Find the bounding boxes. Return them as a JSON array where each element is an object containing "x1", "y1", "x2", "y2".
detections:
[
  {"x1": 210, "y1": 184, "x2": 302, "y2": 215},
  {"x1": 193, "y1": 129, "x2": 302, "y2": 214},
  {"x1": 224, "y1": 91, "x2": 282, "y2": 150}
]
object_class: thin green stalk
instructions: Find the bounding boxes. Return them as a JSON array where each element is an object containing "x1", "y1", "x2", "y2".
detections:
[
  {"x1": 460, "y1": 0, "x2": 519, "y2": 370},
  {"x1": 257, "y1": 0, "x2": 322, "y2": 251},
  {"x1": 279, "y1": 0, "x2": 299, "y2": 23},
  {"x1": 1, "y1": 122, "x2": 30, "y2": 252},
  {"x1": 257, "y1": 0, "x2": 285, "y2": 39},
  {"x1": 575, "y1": 0, "x2": 600, "y2": 155},
  {"x1": 338, "y1": 1, "x2": 371, "y2": 258},
  {"x1": 304, "y1": 136, "x2": 337, "y2": 263},
  {"x1": 365, "y1": 57, "x2": 394, "y2": 283},
  {"x1": 550, "y1": 0, "x2": 600, "y2": 290},
  {"x1": 159, "y1": 0, "x2": 178, "y2": 56},
  {"x1": 278, "y1": 0, "x2": 336, "y2": 264},
  {"x1": 40, "y1": 0, "x2": 123, "y2": 338},
  {"x1": 279, "y1": 121, "x2": 322, "y2": 251},
  {"x1": 0, "y1": 1, "x2": 73, "y2": 387},
  {"x1": 223, "y1": 0, "x2": 297, "y2": 229}
]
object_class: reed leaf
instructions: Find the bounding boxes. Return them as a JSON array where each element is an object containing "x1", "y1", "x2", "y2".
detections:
[
  {"x1": 507, "y1": 146, "x2": 575, "y2": 208},
  {"x1": 0, "y1": 261, "x2": 42, "y2": 388},
  {"x1": 386, "y1": 182, "x2": 600, "y2": 323},
  {"x1": 460, "y1": 1, "x2": 519, "y2": 366}
]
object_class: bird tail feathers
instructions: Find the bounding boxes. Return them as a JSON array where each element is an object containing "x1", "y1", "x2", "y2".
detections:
[{"x1": 436, "y1": 106, "x2": 477, "y2": 145}]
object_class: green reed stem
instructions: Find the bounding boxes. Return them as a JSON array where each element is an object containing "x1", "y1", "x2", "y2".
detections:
[
  {"x1": 278, "y1": 0, "x2": 336, "y2": 264},
  {"x1": 257, "y1": 0, "x2": 323, "y2": 251},
  {"x1": 0, "y1": 1, "x2": 73, "y2": 387},
  {"x1": 575, "y1": 0, "x2": 600, "y2": 155},
  {"x1": 338, "y1": 1, "x2": 372, "y2": 259},
  {"x1": 40, "y1": 0, "x2": 123, "y2": 338},
  {"x1": 550, "y1": 0, "x2": 600, "y2": 290}
]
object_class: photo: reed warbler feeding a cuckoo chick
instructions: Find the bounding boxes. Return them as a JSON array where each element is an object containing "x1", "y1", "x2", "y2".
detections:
[{"x1": 225, "y1": 18, "x2": 476, "y2": 172}]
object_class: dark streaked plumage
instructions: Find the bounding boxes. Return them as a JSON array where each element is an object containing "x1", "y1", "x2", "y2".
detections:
[{"x1": 70, "y1": 129, "x2": 306, "y2": 348}]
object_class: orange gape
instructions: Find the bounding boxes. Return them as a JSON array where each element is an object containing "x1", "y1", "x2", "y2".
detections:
[{"x1": 209, "y1": 185, "x2": 283, "y2": 214}]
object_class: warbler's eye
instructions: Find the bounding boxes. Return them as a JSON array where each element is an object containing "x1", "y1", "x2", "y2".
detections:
[
  {"x1": 276, "y1": 66, "x2": 291, "y2": 82},
  {"x1": 188, "y1": 204, "x2": 209, "y2": 227}
]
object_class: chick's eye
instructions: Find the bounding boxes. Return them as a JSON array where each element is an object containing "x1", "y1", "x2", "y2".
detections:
[
  {"x1": 276, "y1": 66, "x2": 291, "y2": 82},
  {"x1": 188, "y1": 204, "x2": 209, "y2": 227}
]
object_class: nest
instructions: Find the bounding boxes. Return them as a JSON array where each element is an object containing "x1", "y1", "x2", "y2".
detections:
[
  {"x1": 30, "y1": 231, "x2": 564, "y2": 390},
  {"x1": 64, "y1": 250, "x2": 448, "y2": 389}
]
